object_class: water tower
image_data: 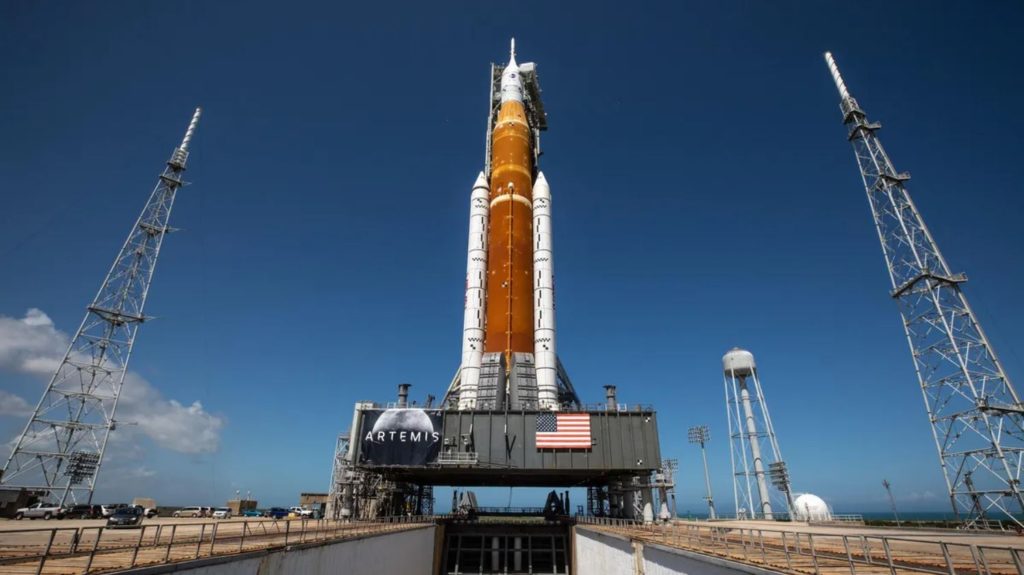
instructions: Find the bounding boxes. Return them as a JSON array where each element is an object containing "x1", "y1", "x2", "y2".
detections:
[{"x1": 722, "y1": 348, "x2": 794, "y2": 519}]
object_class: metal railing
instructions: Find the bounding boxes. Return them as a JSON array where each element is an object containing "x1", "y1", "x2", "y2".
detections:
[
  {"x1": 0, "y1": 516, "x2": 435, "y2": 575},
  {"x1": 692, "y1": 512, "x2": 864, "y2": 525},
  {"x1": 555, "y1": 402, "x2": 656, "y2": 413},
  {"x1": 436, "y1": 452, "x2": 480, "y2": 465},
  {"x1": 825, "y1": 514, "x2": 866, "y2": 523},
  {"x1": 473, "y1": 507, "x2": 546, "y2": 515},
  {"x1": 577, "y1": 516, "x2": 1024, "y2": 575}
]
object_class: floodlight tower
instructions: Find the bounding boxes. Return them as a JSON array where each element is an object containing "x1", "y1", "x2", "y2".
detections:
[
  {"x1": 825, "y1": 52, "x2": 1024, "y2": 528},
  {"x1": 688, "y1": 425, "x2": 717, "y2": 519},
  {"x1": 0, "y1": 108, "x2": 202, "y2": 506},
  {"x1": 723, "y1": 348, "x2": 794, "y2": 519}
]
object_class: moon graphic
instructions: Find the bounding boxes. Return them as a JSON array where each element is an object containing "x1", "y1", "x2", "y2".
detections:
[{"x1": 371, "y1": 409, "x2": 434, "y2": 434}]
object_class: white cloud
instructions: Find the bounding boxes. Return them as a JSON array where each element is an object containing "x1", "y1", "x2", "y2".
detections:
[
  {"x1": 125, "y1": 467, "x2": 157, "y2": 479},
  {"x1": 0, "y1": 309, "x2": 224, "y2": 454},
  {"x1": 0, "y1": 309, "x2": 66, "y2": 376},
  {"x1": 118, "y1": 372, "x2": 223, "y2": 453},
  {"x1": 0, "y1": 390, "x2": 33, "y2": 417}
]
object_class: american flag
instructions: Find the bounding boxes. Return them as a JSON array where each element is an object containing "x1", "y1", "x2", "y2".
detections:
[{"x1": 536, "y1": 413, "x2": 592, "y2": 449}]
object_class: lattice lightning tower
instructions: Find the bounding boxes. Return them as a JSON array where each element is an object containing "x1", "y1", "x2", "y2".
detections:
[
  {"x1": 825, "y1": 52, "x2": 1024, "y2": 528},
  {"x1": 1, "y1": 108, "x2": 202, "y2": 506}
]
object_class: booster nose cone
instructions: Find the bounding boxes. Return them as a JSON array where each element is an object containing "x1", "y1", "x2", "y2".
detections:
[
  {"x1": 500, "y1": 38, "x2": 523, "y2": 104},
  {"x1": 474, "y1": 171, "x2": 488, "y2": 189}
]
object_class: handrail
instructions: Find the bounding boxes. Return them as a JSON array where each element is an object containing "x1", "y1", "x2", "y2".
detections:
[
  {"x1": 576, "y1": 517, "x2": 1024, "y2": 575},
  {"x1": 0, "y1": 516, "x2": 438, "y2": 574}
]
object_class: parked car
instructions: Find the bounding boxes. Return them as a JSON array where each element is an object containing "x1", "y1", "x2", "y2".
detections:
[
  {"x1": 14, "y1": 502, "x2": 66, "y2": 520},
  {"x1": 241, "y1": 509, "x2": 263, "y2": 517},
  {"x1": 212, "y1": 508, "x2": 232, "y2": 519},
  {"x1": 289, "y1": 506, "x2": 313, "y2": 518},
  {"x1": 101, "y1": 503, "x2": 128, "y2": 518},
  {"x1": 66, "y1": 504, "x2": 102, "y2": 519},
  {"x1": 173, "y1": 506, "x2": 204, "y2": 518},
  {"x1": 106, "y1": 506, "x2": 144, "y2": 528},
  {"x1": 264, "y1": 507, "x2": 289, "y2": 519}
]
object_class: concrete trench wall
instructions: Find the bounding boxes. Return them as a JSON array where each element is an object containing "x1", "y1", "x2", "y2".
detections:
[
  {"x1": 123, "y1": 523, "x2": 776, "y2": 575},
  {"x1": 127, "y1": 525, "x2": 436, "y2": 575},
  {"x1": 573, "y1": 527, "x2": 636, "y2": 573},
  {"x1": 573, "y1": 527, "x2": 779, "y2": 575}
]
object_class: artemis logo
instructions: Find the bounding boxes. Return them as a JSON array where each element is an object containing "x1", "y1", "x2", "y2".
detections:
[
  {"x1": 365, "y1": 409, "x2": 441, "y2": 444},
  {"x1": 365, "y1": 430, "x2": 441, "y2": 443}
]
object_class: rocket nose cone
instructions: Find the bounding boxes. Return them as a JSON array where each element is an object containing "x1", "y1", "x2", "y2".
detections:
[
  {"x1": 474, "y1": 171, "x2": 488, "y2": 188},
  {"x1": 499, "y1": 39, "x2": 524, "y2": 104},
  {"x1": 533, "y1": 172, "x2": 550, "y2": 198}
]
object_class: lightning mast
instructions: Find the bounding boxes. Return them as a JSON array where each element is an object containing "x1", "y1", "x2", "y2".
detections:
[
  {"x1": 1, "y1": 108, "x2": 202, "y2": 506},
  {"x1": 825, "y1": 52, "x2": 1024, "y2": 528}
]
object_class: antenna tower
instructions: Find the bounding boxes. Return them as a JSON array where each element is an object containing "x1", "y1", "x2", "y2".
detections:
[
  {"x1": 0, "y1": 108, "x2": 202, "y2": 505},
  {"x1": 825, "y1": 52, "x2": 1024, "y2": 528}
]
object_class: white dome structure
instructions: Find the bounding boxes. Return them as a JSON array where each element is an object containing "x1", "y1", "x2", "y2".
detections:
[{"x1": 792, "y1": 493, "x2": 832, "y2": 522}]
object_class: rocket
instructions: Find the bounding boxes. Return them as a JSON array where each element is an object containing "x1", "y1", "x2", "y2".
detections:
[{"x1": 458, "y1": 40, "x2": 560, "y2": 410}]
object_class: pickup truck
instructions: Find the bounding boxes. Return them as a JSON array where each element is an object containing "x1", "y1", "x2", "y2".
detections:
[
  {"x1": 264, "y1": 507, "x2": 289, "y2": 519},
  {"x1": 14, "y1": 502, "x2": 66, "y2": 520},
  {"x1": 289, "y1": 506, "x2": 313, "y2": 518}
]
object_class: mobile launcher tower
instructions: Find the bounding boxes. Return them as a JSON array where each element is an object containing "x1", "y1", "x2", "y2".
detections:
[{"x1": 328, "y1": 42, "x2": 665, "y2": 522}]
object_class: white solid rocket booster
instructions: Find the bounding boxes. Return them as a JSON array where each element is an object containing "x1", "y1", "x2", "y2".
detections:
[
  {"x1": 533, "y1": 172, "x2": 558, "y2": 409},
  {"x1": 459, "y1": 172, "x2": 490, "y2": 409}
]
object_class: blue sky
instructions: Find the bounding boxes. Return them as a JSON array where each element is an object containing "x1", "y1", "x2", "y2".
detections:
[{"x1": 1, "y1": 1, "x2": 1023, "y2": 513}]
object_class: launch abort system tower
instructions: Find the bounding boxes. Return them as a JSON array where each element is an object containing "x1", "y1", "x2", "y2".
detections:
[{"x1": 328, "y1": 42, "x2": 665, "y2": 526}]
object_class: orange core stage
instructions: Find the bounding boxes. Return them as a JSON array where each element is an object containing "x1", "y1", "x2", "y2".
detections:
[{"x1": 485, "y1": 98, "x2": 534, "y2": 358}]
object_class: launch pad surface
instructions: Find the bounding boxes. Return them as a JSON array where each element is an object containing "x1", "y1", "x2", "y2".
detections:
[
  {"x1": 5, "y1": 516, "x2": 1024, "y2": 575},
  {"x1": 580, "y1": 519, "x2": 1024, "y2": 575}
]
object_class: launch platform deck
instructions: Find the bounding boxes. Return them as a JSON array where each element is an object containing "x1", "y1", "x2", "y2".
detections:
[
  {"x1": 0, "y1": 516, "x2": 427, "y2": 574},
  {"x1": 4, "y1": 516, "x2": 1024, "y2": 574},
  {"x1": 580, "y1": 517, "x2": 1024, "y2": 575}
]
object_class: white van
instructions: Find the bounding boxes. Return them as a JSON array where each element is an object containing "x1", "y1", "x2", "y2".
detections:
[{"x1": 173, "y1": 506, "x2": 204, "y2": 518}]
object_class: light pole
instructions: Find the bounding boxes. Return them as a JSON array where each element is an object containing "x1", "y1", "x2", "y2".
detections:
[
  {"x1": 689, "y1": 425, "x2": 717, "y2": 520},
  {"x1": 882, "y1": 479, "x2": 902, "y2": 527}
]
